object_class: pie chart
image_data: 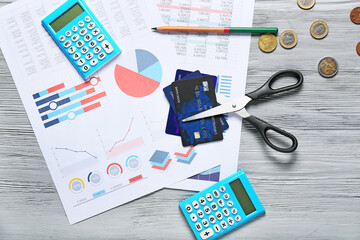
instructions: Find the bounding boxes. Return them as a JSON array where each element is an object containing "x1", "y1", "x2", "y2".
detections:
[{"x1": 115, "y1": 49, "x2": 162, "y2": 98}]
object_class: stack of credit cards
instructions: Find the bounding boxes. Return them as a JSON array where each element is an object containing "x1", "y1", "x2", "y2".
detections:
[{"x1": 163, "y1": 69, "x2": 229, "y2": 146}]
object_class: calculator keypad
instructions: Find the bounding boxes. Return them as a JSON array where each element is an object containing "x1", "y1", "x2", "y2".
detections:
[{"x1": 58, "y1": 14, "x2": 117, "y2": 78}]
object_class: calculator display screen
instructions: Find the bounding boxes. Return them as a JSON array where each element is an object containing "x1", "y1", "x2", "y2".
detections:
[
  {"x1": 50, "y1": 4, "x2": 84, "y2": 33},
  {"x1": 229, "y1": 179, "x2": 256, "y2": 215}
]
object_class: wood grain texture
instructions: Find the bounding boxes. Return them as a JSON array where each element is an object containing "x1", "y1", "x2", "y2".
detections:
[{"x1": 0, "y1": 0, "x2": 360, "y2": 239}]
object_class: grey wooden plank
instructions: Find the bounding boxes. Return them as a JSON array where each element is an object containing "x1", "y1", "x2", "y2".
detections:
[{"x1": 0, "y1": 0, "x2": 360, "y2": 239}]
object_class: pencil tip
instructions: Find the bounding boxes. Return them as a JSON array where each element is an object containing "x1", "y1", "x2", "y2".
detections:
[{"x1": 152, "y1": 27, "x2": 157, "y2": 31}]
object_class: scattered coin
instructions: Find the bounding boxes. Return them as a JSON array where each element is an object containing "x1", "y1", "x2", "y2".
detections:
[
  {"x1": 357, "y1": 42, "x2": 360, "y2": 55},
  {"x1": 350, "y1": 7, "x2": 360, "y2": 24},
  {"x1": 318, "y1": 57, "x2": 338, "y2": 78},
  {"x1": 280, "y1": 30, "x2": 298, "y2": 49},
  {"x1": 258, "y1": 34, "x2": 277, "y2": 53},
  {"x1": 297, "y1": 0, "x2": 316, "y2": 10},
  {"x1": 310, "y1": 20, "x2": 329, "y2": 39}
]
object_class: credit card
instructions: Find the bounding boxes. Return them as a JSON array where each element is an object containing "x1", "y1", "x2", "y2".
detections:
[
  {"x1": 164, "y1": 69, "x2": 229, "y2": 136},
  {"x1": 172, "y1": 76, "x2": 223, "y2": 146}
]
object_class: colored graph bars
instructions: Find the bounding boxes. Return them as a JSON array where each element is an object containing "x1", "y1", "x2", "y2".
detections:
[
  {"x1": 149, "y1": 150, "x2": 172, "y2": 170},
  {"x1": 189, "y1": 165, "x2": 221, "y2": 182},
  {"x1": 216, "y1": 75, "x2": 232, "y2": 97},
  {"x1": 174, "y1": 146, "x2": 197, "y2": 164},
  {"x1": 32, "y1": 77, "x2": 106, "y2": 128}
]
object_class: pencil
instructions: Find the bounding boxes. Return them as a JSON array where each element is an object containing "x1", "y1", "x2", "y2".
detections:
[{"x1": 152, "y1": 26, "x2": 278, "y2": 34}]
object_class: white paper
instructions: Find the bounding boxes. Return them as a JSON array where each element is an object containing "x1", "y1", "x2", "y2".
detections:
[
  {"x1": 154, "y1": 0, "x2": 255, "y2": 191},
  {"x1": 0, "y1": 0, "x2": 250, "y2": 223}
]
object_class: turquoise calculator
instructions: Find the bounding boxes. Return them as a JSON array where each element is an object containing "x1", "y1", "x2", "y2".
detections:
[
  {"x1": 179, "y1": 170, "x2": 265, "y2": 240},
  {"x1": 42, "y1": 0, "x2": 121, "y2": 80}
]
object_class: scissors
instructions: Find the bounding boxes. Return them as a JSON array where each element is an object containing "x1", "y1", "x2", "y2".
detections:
[{"x1": 183, "y1": 70, "x2": 304, "y2": 153}]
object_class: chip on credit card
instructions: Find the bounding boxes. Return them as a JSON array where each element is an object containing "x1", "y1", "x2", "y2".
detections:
[{"x1": 172, "y1": 76, "x2": 223, "y2": 146}]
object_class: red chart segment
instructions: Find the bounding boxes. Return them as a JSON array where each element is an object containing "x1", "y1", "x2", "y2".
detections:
[{"x1": 114, "y1": 49, "x2": 162, "y2": 98}]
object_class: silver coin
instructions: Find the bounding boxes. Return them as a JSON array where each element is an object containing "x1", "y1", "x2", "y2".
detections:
[
  {"x1": 318, "y1": 57, "x2": 338, "y2": 78},
  {"x1": 299, "y1": 0, "x2": 314, "y2": 7},
  {"x1": 313, "y1": 22, "x2": 326, "y2": 36},
  {"x1": 282, "y1": 32, "x2": 295, "y2": 45}
]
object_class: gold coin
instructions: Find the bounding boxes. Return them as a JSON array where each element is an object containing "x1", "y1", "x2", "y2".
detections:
[
  {"x1": 310, "y1": 20, "x2": 329, "y2": 39},
  {"x1": 318, "y1": 57, "x2": 338, "y2": 78},
  {"x1": 297, "y1": 0, "x2": 316, "y2": 10},
  {"x1": 258, "y1": 34, "x2": 277, "y2": 53},
  {"x1": 280, "y1": 30, "x2": 298, "y2": 49}
]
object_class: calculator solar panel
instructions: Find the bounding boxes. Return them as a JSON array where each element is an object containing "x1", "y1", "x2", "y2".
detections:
[
  {"x1": 42, "y1": 0, "x2": 121, "y2": 80},
  {"x1": 179, "y1": 170, "x2": 265, "y2": 240}
]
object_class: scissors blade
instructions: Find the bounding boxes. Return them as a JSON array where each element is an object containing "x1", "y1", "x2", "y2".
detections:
[{"x1": 182, "y1": 95, "x2": 251, "y2": 122}]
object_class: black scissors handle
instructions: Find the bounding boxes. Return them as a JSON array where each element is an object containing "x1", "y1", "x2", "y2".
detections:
[
  {"x1": 246, "y1": 70, "x2": 303, "y2": 100},
  {"x1": 244, "y1": 115, "x2": 298, "y2": 153}
]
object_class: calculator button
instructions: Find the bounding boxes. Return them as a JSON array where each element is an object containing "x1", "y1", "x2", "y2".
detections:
[
  {"x1": 101, "y1": 40, "x2": 114, "y2": 54},
  {"x1": 195, "y1": 222, "x2": 202, "y2": 231},
  {"x1": 217, "y1": 199, "x2": 224, "y2": 207},
  {"x1": 199, "y1": 197, "x2": 206, "y2": 205},
  {"x1": 90, "y1": 58, "x2": 98, "y2": 67},
  {"x1": 219, "y1": 186, "x2": 226, "y2": 192},
  {"x1": 77, "y1": 59, "x2": 85, "y2": 66},
  {"x1": 205, "y1": 193, "x2": 213, "y2": 202},
  {"x1": 215, "y1": 211, "x2": 223, "y2": 220},
  {"x1": 208, "y1": 215, "x2": 216, "y2": 224},
  {"x1": 78, "y1": 21, "x2": 85, "y2": 27},
  {"x1": 82, "y1": 65, "x2": 90, "y2": 73},
  {"x1": 59, "y1": 35, "x2": 65, "y2": 42},
  {"x1": 84, "y1": 34, "x2": 92, "y2": 42},
  {"x1": 210, "y1": 202, "x2": 218, "y2": 211},
  {"x1": 94, "y1": 46, "x2": 101, "y2": 54},
  {"x1": 213, "y1": 224, "x2": 221, "y2": 233},
  {"x1": 185, "y1": 204, "x2": 192, "y2": 213},
  {"x1": 81, "y1": 46, "x2": 89, "y2": 54},
  {"x1": 76, "y1": 40, "x2": 84, "y2": 48},
  {"x1": 202, "y1": 219, "x2": 209, "y2": 228},
  {"x1": 200, "y1": 228, "x2": 214, "y2": 240},
  {"x1": 192, "y1": 200, "x2": 200, "y2": 209},
  {"x1": 71, "y1": 34, "x2": 80, "y2": 42},
  {"x1": 227, "y1": 201, "x2": 233, "y2": 207},
  {"x1": 235, "y1": 215, "x2": 241, "y2": 222},
  {"x1": 79, "y1": 28, "x2": 87, "y2": 36},
  {"x1": 68, "y1": 46, "x2": 76, "y2": 54},
  {"x1": 72, "y1": 26, "x2": 78, "y2": 32},
  {"x1": 73, "y1": 52, "x2": 81, "y2": 60},
  {"x1": 222, "y1": 208, "x2": 230, "y2": 216},
  {"x1": 203, "y1": 206, "x2": 211, "y2": 215},
  {"x1": 98, "y1": 52, "x2": 106, "y2": 60},
  {"x1": 85, "y1": 16, "x2": 91, "y2": 22},
  {"x1": 223, "y1": 193, "x2": 230, "y2": 200},
  {"x1": 213, "y1": 190, "x2": 220, "y2": 198},
  {"x1": 102, "y1": 40, "x2": 114, "y2": 53},
  {"x1": 86, "y1": 53, "x2": 93, "y2": 61},
  {"x1": 227, "y1": 217, "x2": 235, "y2": 226},
  {"x1": 97, "y1": 34, "x2": 105, "y2": 42},
  {"x1": 63, "y1": 40, "x2": 71, "y2": 48},
  {"x1": 92, "y1": 28, "x2": 100, "y2": 36},
  {"x1": 89, "y1": 40, "x2": 97, "y2": 48},
  {"x1": 197, "y1": 209, "x2": 204, "y2": 218},
  {"x1": 231, "y1": 208, "x2": 237, "y2": 215},
  {"x1": 88, "y1": 22, "x2": 96, "y2": 30},
  {"x1": 65, "y1": 31, "x2": 72, "y2": 37},
  {"x1": 190, "y1": 213, "x2": 197, "y2": 222},
  {"x1": 220, "y1": 220, "x2": 228, "y2": 229}
]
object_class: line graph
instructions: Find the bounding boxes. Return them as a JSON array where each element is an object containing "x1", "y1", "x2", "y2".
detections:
[
  {"x1": 141, "y1": 111, "x2": 167, "y2": 141},
  {"x1": 109, "y1": 117, "x2": 134, "y2": 152},
  {"x1": 54, "y1": 147, "x2": 97, "y2": 159}
]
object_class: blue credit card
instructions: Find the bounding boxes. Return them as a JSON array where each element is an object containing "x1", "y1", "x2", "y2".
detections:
[
  {"x1": 164, "y1": 69, "x2": 229, "y2": 136},
  {"x1": 172, "y1": 76, "x2": 223, "y2": 146}
]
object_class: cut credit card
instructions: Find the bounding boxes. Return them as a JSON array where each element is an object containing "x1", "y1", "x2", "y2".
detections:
[
  {"x1": 172, "y1": 76, "x2": 223, "y2": 146},
  {"x1": 164, "y1": 69, "x2": 229, "y2": 136}
]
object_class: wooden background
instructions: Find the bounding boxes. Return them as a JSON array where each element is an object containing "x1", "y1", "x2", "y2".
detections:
[{"x1": 0, "y1": 0, "x2": 359, "y2": 239}]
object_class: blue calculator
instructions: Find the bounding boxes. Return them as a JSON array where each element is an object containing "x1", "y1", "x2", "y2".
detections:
[
  {"x1": 42, "y1": 0, "x2": 121, "y2": 80},
  {"x1": 179, "y1": 170, "x2": 265, "y2": 240}
]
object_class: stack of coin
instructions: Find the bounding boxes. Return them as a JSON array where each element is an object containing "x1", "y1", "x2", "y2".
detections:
[
  {"x1": 298, "y1": 0, "x2": 316, "y2": 10},
  {"x1": 318, "y1": 57, "x2": 338, "y2": 78},
  {"x1": 258, "y1": 34, "x2": 277, "y2": 53},
  {"x1": 310, "y1": 20, "x2": 329, "y2": 39}
]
